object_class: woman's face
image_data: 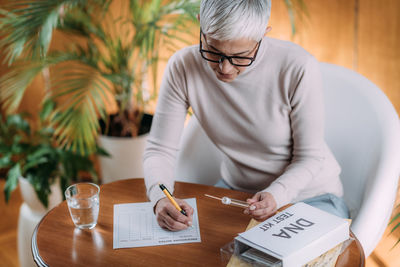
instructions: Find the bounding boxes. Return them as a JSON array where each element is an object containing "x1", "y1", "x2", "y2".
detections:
[{"x1": 202, "y1": 36, "x2": 260, "y2": 83}]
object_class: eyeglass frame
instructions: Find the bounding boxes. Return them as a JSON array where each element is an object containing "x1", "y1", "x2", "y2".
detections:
[{"x1": 199, "y1": 29, "x2": 262, "y2": 67}]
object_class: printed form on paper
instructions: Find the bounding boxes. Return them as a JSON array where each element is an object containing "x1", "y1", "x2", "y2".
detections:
[{"x1": 113, "y1": 198, "x2": 201, "y2": 249}]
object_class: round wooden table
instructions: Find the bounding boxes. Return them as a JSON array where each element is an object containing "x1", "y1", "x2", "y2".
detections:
[{"x1": 32, "y1": 179, "x2": 365, "y2": 266}]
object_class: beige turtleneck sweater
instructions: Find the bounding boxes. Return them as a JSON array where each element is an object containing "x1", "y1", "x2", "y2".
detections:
[{"x1": 143, "y1": 37, "x2": 343, "y2": 209}]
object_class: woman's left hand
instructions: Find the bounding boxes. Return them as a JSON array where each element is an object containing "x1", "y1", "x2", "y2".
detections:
[{"x1": 244, "y1": 192, "x2": 277, "y2": 221}]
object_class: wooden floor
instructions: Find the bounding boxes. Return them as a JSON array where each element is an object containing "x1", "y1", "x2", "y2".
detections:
[
  {"x1": 0, "y1": 178, "x2": 22, "y2": 267},
  {"x1": 0, "y1": 178, "x2": 399, "y2": 267}
]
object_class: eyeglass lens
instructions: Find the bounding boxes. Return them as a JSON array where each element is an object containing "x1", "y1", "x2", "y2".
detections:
[{"x1": 201, "y1": 51, "x2": 254, "y2": 66}]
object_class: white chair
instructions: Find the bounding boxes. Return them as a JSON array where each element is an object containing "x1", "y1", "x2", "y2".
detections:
[
  {"x1": 321, "y1": 62, "x2": 400, "y2": 256},
  {"x1": 175, "y1": 118, "x2": 223, "y2": 186},
  {"x1": 174, "y1": 62, "x2": 400, "y2": 257}
]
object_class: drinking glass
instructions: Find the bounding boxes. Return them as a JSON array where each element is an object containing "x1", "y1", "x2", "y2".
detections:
[{"x1": 65, "y1": 183, "x2": 100, "y2": 229}]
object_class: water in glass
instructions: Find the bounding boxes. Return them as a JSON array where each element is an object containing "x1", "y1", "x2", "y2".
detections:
[{"x1": 65, "y1": 183, "x2": 100, "y2": 229}]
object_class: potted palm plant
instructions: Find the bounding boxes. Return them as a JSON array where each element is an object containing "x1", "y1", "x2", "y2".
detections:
[
  {"x1": 0, "y1": 101, "x2": 101, "y2": 267},
  {"x1": 0, "y1": 0, "x2": 200, "y2": 183},
  {"x1": 0, "y1": 101, "x2": 99, "y2": 210}
]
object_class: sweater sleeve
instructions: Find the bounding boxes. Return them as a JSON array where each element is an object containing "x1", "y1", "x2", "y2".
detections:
[
  {"x1": 263, "y1": 57, "x2": 326, "y2": 208},
  {"x1": 143, "y1": 53, "x2": 189, "y2": 207}
]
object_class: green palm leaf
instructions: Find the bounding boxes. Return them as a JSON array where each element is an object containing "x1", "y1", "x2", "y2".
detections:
[
  {"x1": 50, "y1": 62, "x2": 110, "y2": 154},
  {"x1": 0, "y1": 62, "x2": 45, "y2": 113},
  {"x1": 0, "y1": 0, "x2": 82, "y2": 64}
]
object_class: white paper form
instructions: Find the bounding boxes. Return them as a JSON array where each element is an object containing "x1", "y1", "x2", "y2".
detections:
[{"x1": 113, "y1": 198, "x2": 201, "y2": 249}]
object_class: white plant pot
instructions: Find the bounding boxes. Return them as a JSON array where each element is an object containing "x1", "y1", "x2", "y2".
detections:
[
  {"x1": 18, "y1": 177, "x2": 63, "y2": 267},
  {"x1": 98, "y1": 134, "x2": 148, "y2": 184},
  {"x1": 18, "y1": 177, "x2": 63, "y2": 215}
]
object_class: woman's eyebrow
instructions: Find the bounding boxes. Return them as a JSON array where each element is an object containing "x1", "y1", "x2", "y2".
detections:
[{"x1": 208, "y1": 44, "x2": 250, "y2": 56}]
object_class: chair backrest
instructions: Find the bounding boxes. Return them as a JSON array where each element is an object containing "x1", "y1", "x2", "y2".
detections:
[
  {"x1": 320, "y1": 62, "x2": 400, "y2": 256},
  {"x1": 174, "y1": 118, "x2": 223, "y2": 185},
  {"x1": 322, "y1": 63, "x2": 386, "y2": 215},
  {"x1": 175, "y1": 62, "x2": 400, "y2": 256}
]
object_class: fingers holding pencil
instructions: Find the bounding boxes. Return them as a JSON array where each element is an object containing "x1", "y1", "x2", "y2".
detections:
[
  {"x1": 159, "y1": 183, "x2": 188, "y2": 216},
  {"x1": 155, "y1": 197, "x2": 193, "y2": 231},
  {"x1": 176, "y1": 198, "x2": 194, "y2": 218},
  {"x1": 156, "y1": 184, "x2": 193, "y2": 231}
]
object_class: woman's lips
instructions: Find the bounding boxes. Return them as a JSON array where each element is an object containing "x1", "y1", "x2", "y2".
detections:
[{"x1": 217, "y1": 71, "x2": 234, "y2": 79}]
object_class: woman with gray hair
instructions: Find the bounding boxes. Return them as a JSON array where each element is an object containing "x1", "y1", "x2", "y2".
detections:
[{"x1": 144, "y1": 0, "x2": 349, "y2": 231}]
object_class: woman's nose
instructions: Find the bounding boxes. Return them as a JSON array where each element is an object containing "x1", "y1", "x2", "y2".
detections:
[{"x1": 219, "y1": 57, "x2": 234, "y2": 73}]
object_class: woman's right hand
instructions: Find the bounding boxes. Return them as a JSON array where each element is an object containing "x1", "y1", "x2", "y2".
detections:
[
  {"x1": 244, "y1": 191, "x2": 277, "y2": 221},
  {"x1": 154, "y1": 197, "x2": 193, "y2": 231}
]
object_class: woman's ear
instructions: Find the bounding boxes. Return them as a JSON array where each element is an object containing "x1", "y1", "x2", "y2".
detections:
[{"x1": 264, "y1": 26, "x2": 272, "y2": 35}]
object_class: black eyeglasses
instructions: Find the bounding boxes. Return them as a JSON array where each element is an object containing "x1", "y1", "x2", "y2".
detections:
[{"x1": 199, "y1": 29, "x2": 261, "y2": 67}]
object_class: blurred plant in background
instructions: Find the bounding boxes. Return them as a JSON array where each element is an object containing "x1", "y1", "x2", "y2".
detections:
[
  {"x1": 0, "y1": 100, "x2": 102, "y2": 207},
  {"x1": 389, "y1": 204, "x2": 400, "y2": 247},
  {"x1": 0, "y1": 0, "x2": 200, "y2": 155}
]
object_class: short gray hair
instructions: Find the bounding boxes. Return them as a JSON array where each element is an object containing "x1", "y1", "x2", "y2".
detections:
[{"x1": 200, "y1": 0, "x2": 271, "y2": 41}]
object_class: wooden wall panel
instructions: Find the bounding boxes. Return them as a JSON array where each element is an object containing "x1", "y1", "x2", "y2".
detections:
[
  {"x1": 268, "y1": 0, "x2": 399, "y2": 115},
  {"x1": 357, "y1": 0, "x2": 400, "y2": 114},
  {"x1": 268, "y1": 0, "x2": 356, "y2": 69}
]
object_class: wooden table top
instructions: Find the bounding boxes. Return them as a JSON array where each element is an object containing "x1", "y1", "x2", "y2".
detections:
[{"x1": 32, "y1": 178, "x2": 365, "y2": 267}]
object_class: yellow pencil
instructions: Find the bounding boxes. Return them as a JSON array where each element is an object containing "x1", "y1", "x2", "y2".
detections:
[{"x1": 159, "y1": 183, "x2": 187, "y2": 216}]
